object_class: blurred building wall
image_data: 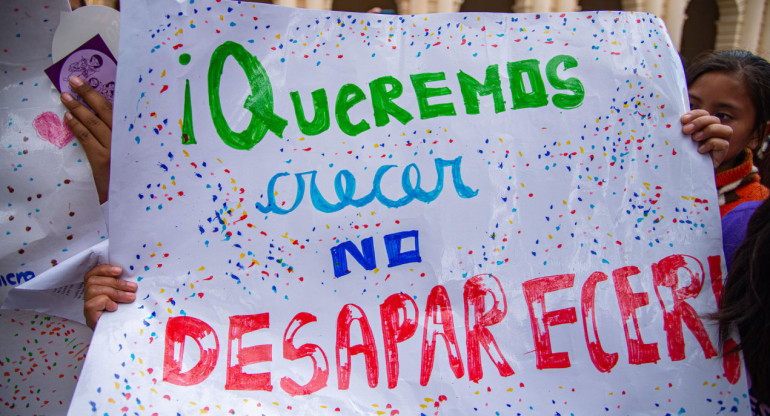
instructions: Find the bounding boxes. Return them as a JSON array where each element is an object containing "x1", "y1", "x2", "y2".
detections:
[
  {"x1": 81, "y1": 0, "x2": 770, "y2": 60},
  {"x1": 325, "y1": 0, "x2": 769, "y2": 60}
]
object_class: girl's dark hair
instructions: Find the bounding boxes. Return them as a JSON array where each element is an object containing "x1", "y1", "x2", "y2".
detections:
[
  {"x1": 686, "y1": 50, "x2": 770, "y2": 144},
  {"x1": 713, "y1": 197, "x2": 770, "y2": 402}
]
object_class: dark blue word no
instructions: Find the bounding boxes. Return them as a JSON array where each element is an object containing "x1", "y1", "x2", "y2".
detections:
[{"x1": 331, "y1": 230, "x2": 421, "y2": 277}]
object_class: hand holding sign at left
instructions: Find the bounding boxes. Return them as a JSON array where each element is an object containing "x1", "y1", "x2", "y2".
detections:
[
  {"x1": 61, "y1": 75, "x2": 113, "y2": 204},
  {"x1": 84, "y1": 265, "x2": 137, "y2": 330}
]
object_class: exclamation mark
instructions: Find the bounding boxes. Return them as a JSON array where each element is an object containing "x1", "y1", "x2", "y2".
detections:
[
  {"x1": 708, "y1": 255, "x2": 741, "y2": 384},
  {"x1": 179, "y1": 53, "x2": 196, "y2": 145}
]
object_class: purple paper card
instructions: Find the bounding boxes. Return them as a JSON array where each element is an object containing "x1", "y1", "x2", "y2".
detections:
[{"x1": 45, "y1": 34, "x2": 117, "y2": 105}]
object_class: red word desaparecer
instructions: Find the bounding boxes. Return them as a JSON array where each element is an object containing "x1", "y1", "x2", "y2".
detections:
[{"x1": 162, "y1": 253, "x2": 739, "y2": 395}]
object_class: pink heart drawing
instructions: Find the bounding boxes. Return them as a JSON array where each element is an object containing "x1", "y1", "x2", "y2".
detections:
[{"x1": 33, "y1": 111, "x2": 75, "y2": 149}]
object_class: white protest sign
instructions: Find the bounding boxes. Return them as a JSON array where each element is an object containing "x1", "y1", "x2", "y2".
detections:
[
  {"x1": 69, "y1": 1, "x2": 749, "y2": 414},
  {"x1": 0, "y1": 309, "x2": 92, "y2": 415},
  {"x1": 0, "y1": 0, "x2": 108, "y2": 304}
]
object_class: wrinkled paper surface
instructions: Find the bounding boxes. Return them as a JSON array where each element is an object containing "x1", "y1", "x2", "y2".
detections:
[{"x1": 70, "y1": 1, "x2": 747, "y2": 414}]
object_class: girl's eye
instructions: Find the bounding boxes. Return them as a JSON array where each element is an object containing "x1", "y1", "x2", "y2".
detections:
[{"x1": 715, "y1": 113, "x2": 733, "y2": 122}]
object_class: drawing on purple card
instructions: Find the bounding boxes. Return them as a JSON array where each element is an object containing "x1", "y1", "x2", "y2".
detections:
[{"x1": 45, "y1": 34, "x2": 117, "y2": 105}]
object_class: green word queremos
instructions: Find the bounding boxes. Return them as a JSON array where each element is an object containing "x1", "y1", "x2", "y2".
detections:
[{"x1": 185, "y1": 41, "x2": 586, "y2": 150}]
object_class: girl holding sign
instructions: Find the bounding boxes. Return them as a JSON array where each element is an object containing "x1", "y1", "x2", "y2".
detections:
[
  {"x1": 682, "y1": 50, "x2": 770, "y2": 270},
  {"x1": 681, "y1": 49, "x2": 770, "y2": 413}
]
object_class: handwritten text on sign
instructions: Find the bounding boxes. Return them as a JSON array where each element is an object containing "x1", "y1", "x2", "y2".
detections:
[
  {"x1": 69, "y1": 3, "x2": 747, "y2": 415},
  {"x1": 163, "y1": 253, "x2": 732, "y2": 394}
]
